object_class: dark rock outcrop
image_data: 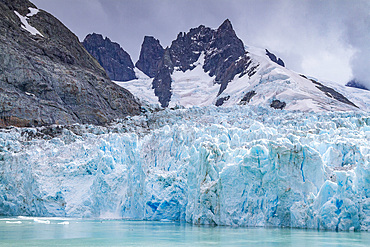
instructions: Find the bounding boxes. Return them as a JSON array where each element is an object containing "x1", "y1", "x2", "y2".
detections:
[
  {"x1": 345, "y1": 79, "x2": 369, "y2": 91},
  {"x1": 266, "y1": 49, "x2": 285, "y2": 67},
  {"x1": 0, "y1": 0, "x2": 140, "y2": 127},
  {"x1": 152, "y1": 49, "x2": 173, "y2": 107},
  {"x1": 82, "y1": 33, "x2": 136, "y2": 81},
  {"x1": 310, "y1": 79, "x2": 358, "y2": 108},
  {"x1": 215, "y1": 96, "x2": 230, "y2": 106},
  {"x1": 270, "y1": 100, "x2": 286, "y2": 110},
  {"x1": 203, "y1": 19, "x2": 246, "y2": 94},
  {"x1": 239, "y1": 91, "x2": 257, "y2": 105},
  {"x1": 135, "y1": 36, "x2": 164, "y2": 78}
]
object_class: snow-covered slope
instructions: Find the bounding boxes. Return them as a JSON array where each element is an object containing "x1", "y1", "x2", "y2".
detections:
[
  {"x1": 1, "y1": 106, "x2": 369, "y2": 231},
  {"x1": 114, "y1": 68, "x2": 159, "y2": 105},
  {"x1": 170, "y1": 53, "x2": 218, "y2": 107},
  {"x1": 322, "y1": 79, "x2": 370, "y2": 110},
  {"x1": 116, "y1": 44, "x2": 369, "y2": 112}
]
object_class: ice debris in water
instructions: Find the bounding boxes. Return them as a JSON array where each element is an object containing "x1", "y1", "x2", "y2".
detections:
[{"x1": 0, "y1": 106, "x2": 369, "y2": 231}]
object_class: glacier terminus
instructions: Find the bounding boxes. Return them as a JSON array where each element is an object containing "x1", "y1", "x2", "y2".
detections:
[{"x1": 0, "y1": 106, "x2": 369, "y2": 231}]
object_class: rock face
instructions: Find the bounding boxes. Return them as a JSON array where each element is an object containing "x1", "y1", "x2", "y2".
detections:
[
  {"x1": 135, "y1": 36, "x2": 164, "y2": 78},
  {"x1": 310, "y1": 79, "x2": 358, "y2": 108},
  {"x1": 265, "y1": 49, "x2": 285, "y2": 67},
  {"x1": 0, "y1": 0, "x2": 140, "y2": 127},
  {"x1": 82, "y1": 33, "x2": 136, "y2": 81},
  {"x1": 239, "y1": 91, "x2": 257, "y2": 105}
]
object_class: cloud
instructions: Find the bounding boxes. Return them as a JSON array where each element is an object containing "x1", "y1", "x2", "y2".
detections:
[
  {"x1": 31, "y1": 0, "x2": 369, "y2": 85},
  {"x1": 340, "y1": 0, "x2": 370, "y2": 88}
]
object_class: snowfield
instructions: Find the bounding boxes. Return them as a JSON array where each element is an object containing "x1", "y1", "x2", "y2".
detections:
[{"x1": 0, "y1": 106, "x2": 369, "y2": 231}]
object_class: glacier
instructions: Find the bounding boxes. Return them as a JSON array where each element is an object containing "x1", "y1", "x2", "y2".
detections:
[{"x1": 0, "y1": 106, "x2": 369, "y2": 231}]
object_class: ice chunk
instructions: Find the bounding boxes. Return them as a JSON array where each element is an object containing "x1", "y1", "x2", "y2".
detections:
[
  {"x1": 323, "y1": 147, "x2": 343, "y2": 167},
  {"x1": 6, "y1": 221, "x2": 22, "y2": 224},
  {"x1": 34, "y1": 218, "x2": 50, "y2": 224},
  {"x1": 57, "y1": 221, "x2": 70, "y2": 225}
]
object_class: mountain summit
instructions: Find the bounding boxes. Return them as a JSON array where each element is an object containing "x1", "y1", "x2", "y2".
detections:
[
  {"x1": 82, "y1": 33, "x2": 137, "y2": 81},
  {"x1": 135, "y1": 36, "x2": 165, "y2": 78}
]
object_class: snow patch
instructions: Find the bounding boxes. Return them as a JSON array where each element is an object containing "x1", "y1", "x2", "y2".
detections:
[
  {"x1": 170, "y1": 53, "x2": 218, "y2": 107},
  {"x1": 14, "y1": 9, "x2": 44, "y2": 37},
  {"x1": 26, "y1": 7, "x2": 39, "y2": 17},
  {"x1": 114, "y1": 68, "x2": 158, "y2": 106}
]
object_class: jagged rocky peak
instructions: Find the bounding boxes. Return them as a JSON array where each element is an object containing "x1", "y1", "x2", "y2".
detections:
[
  {"x1": 135, "y1": 36, "x2": 164, "y2": 78},
  {"x1": 212, "y1": 19, "x2": 244, "y2": 52},
  {"x1": 169, "y1": 24, "x2": 214, "y2": 71},
  {"x1": 204, "y1": 19, "x2": 247, "y2": 95},
  {"x1": 82, "y1": 33, "x2": 136, "y2": 81},
  {"x1": 0, "y1": 0, "x2": 140, "y2": 127},
  {"x1": 146, "y1": 19, "x2": 257, "y2": 107},
  {"x1": 213, "y1": 19, "x2": 242, "y2": 46}
]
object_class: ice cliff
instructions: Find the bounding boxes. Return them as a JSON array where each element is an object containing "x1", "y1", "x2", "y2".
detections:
[{"x1": 0, "y1": 106, "x2": 369, "y2": 231}]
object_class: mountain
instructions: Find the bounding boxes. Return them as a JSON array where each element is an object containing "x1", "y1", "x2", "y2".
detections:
[
  {"x1": 115, "y1": 20, "x2": 368, "y2": 111},
  {"x1": 82, "y1": 33, "x2": 137, "y2": 81},
  {"x1": 0, "y1": 0, "x2": 140, "y2": 127}
]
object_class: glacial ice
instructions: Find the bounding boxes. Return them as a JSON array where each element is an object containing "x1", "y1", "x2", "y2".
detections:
[{"x1": 0, "y1": 106, "x2": 369, "y2": 231}]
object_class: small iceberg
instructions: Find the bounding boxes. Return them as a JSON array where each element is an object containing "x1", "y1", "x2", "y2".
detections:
[
  {"x1": 6, "y1": 221, "x2": 22, "y2": 224},
  {"x1": 57, "y1": 221, "x2": 70, "y2": 225},
  {"x1": 34, "y1": 219, "x2": 50, "y2": 224}
]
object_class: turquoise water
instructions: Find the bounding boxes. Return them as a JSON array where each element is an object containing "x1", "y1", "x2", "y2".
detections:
[{"x1": 0, "y1": 217, "x2": 369, "y2": 246}]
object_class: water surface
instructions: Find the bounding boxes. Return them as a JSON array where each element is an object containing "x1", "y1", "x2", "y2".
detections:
[{"x1": 0, "y1": 217, "x2": 369, "y2": 246}]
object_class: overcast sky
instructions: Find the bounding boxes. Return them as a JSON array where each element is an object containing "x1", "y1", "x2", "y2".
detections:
[{"x1": 31, "y1": 0, "x2": 370, "y2": 87}]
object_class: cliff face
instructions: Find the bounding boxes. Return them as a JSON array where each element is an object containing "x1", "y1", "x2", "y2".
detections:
[
  {"x1": 0, "y1": 0, "x2": 141, "y2": 127},
  {"x1": 82, "y1": 33, "x2": 137, "y2": 81},
  {"x1": 135, "y1": 36, "x2": 165, "y2": 78}
]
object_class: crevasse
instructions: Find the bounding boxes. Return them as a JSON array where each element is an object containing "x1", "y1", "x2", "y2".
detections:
[{"x1": 0, "y1": 106, "x2": 369, "y2": 231}]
